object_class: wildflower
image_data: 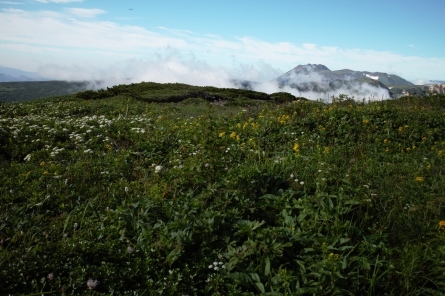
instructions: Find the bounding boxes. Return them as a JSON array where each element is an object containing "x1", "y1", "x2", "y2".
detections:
[
  {"x1": 362, "y1": 119, "x2": 369, "y2": 124},
  {"x1": 415, "y1": 176, "x2": 424, "y2": 182},
  {"x1": 87, "y1": 279, "x2": 99, "y2": 290},
  {"x1": 47, "y1": 273, "x2": 54, "y2": 280},
  {"x1": 230, "y1": 132, "x2": 237, "y2": 139},
  {"x1": 24, "y1": 154, "x2": 31, "y2": 161},
  {"x1": 127, "y1": 246, "x2": 135, "y2": 254},
  {"x1": 300, "y1": 181, "x2": 304, "y2": 185},
  {"x1": 154, "y1": 165, "x2": 163, "y2": 173},
  {"x1": 219, "y1": 132, "x2": 225, "y2": 137},
  {"x1": 125, "y1": 187, "x2": 129, "y2": 193},
  {"x1": 439, "y1": 221, "x2": 445, "y2": 228},
  {"x1": 293, "y1": 143, "x2": 300, "y2": 153}
]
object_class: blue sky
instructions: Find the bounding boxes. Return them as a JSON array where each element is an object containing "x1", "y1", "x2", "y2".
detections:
[{"x1": 1, "y1": 0, "x2": 444, "y2": 85}]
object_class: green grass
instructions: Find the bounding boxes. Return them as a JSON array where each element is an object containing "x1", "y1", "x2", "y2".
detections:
[
  {"x1": 1, "y1": 84, "x2": 445, "y2": 295},
  {"x1": 0, "y1": 81, "x2": 91, "y2": 103}
]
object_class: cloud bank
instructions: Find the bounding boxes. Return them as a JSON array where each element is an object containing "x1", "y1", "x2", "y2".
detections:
[{"x1": 0, "y1": 7, "x2": 441, "y2": 100}]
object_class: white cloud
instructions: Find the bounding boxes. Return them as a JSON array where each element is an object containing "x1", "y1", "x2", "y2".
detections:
[
  {"x1": 66, "y1": 8, "x2": 105, "y2": 18},
  {"x1": 0, "y1": 1, "x2": 23, "y2": 4},
  {"x1": 0, "y1": 7, "x2": 444, "y2": 85},
  {"x1": 36, "y1": 0, "x2": 83, "y2": 3}
]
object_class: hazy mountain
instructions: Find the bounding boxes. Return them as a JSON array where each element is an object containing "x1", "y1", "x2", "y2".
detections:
[
  {"x1": 274, "y1": 64, "x2": 396, "y2": 98},
  {"x1": 0, "y1": 66, "x2": 44, "y2": 82},
  {"x1": 276, "y1": 64, "x2": 414, "y2": 87}
]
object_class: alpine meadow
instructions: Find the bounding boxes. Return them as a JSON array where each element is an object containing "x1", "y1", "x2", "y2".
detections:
[{"x1": 2, "y1": 82, "x2": 445, "y2": 295}]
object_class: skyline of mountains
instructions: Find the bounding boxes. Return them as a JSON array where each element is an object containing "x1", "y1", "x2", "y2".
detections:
[
  {"x1": 1, "y1": 64, "x2": 444, "y2": 85},
  {"x1": 1, "y1": 64, "x2": 445, "y2": 101}
]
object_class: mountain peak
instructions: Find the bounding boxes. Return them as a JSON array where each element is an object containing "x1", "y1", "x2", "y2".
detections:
[{"x1": 293, "y1": 64, "x2": 330, "y2": 73}]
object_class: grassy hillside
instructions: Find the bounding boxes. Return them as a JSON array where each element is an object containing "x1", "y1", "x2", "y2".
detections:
[
  {"x1": 0, "y1": 80, "x2": 90, "y2": 103},
  {"x1": 1, "y1": 84, "x2": 445, "y2": 295}
]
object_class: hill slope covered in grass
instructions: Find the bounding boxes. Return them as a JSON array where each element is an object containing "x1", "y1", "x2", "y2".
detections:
[
  {"x1": 0, "y1": 80, "x2": 91, "y2": 103},
  {"x1": 1, "y1": 83, "x2": 445, "y2": 295}
]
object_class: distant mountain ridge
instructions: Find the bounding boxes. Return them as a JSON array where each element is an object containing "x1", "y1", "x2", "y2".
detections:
[{"x1": 0, "y1": 66, "x2": 44, "y2": 82}]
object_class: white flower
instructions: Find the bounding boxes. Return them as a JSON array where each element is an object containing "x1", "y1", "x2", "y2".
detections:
[
  {"x1": 300, "y1": 181, "x2": 305, "y2": 185},
  {"x1": 154, "y1": 165, "x2": 163, "y2": 173},
  {"x1": 208, "y1": 265, "x2": 213, "y2": 269},
  {"x1": 87, "y1": 279, "x2": 99, "y2": 290},
  {"x1": 214, "y1": 266, "x2": 219, "y2": 271},
  {"x1": 24, "y1": 154, "x2": 31, "y2": 161},
  {"x1": 127, "y1": 246, "x2": 134, "y2": 254},
  {"x1": 124, "y1": 187, "x2": 129, "y2": 193},
  {"x1": 47, "y1": 273, "x2": 54, "y2": 280}
]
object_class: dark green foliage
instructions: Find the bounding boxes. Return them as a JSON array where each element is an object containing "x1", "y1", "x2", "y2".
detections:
[
  {"x1": 0, "y1": 81, "x2": 90, "y2": 102},
  {"x1": 1, "y1": 87, "x2": 445, "y2": 295}
]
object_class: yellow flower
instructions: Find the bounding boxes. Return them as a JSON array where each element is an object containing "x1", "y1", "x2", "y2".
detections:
[
  {"x1": 230, "y1": 132, "x2": 237, "y2": 139},
  {"x1": 293, "y1": 143, "x2": 300, "y2": 153},
  {"x1": 362, "y1": 119, "x2": 369, "y2": 124},
  {"x1": 439, "y1": 221, "x2": 445, "y2": 228},
  {"x1": 323, "y1": 147, "x2": 330, "y2": 154},
  {"x1": 415, "y1": 176, "x2": 424, "y2": 182},
  {"x1": 40, "y1": 161, "x2": 46, "y2": 167},
  {"x1": 219, "y1": 132, "x2": 225, "y2": 137}
]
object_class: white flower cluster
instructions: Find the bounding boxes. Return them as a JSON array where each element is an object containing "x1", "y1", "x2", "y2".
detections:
[
  {"x1": 131, "y1": 127, "x2": 146, "y2": 133},
  {"x1": 50, "y1": 147, "x2": 65, "y2": 157},
  {"x1": 208, "y1": 261, "x2": 226, "y2": 271},
  {"x1": 151, "y1": 164, "x2": 163, "y2": 173}
]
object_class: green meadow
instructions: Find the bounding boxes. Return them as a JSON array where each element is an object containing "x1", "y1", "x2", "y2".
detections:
[{"x1": 1, "y1": 82, "x2": 445, "y2": 295}]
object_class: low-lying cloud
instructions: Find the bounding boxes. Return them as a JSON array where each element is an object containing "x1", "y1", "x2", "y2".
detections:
[{"x1": 36, "y1": 52, "x2": 391, "y2": 102}]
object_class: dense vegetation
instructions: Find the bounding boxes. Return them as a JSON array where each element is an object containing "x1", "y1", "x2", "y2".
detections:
[
  {"x1": 0, "y1": 81, "x2": 91, "y2": 103},
  {"x1": 1, "y1": 83, "x2": 445, "y2": 295}
]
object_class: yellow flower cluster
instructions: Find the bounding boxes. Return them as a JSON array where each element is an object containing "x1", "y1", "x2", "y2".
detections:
[
  {"x1": 293, "y1": 143, "x2": 300, "y2": 154},
  {"x1": 277, "y1": 114, "x2": 290, "y2": 125},
  {"x1": 230, "y1": 132, "x2": 240, "y2": 140}
]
